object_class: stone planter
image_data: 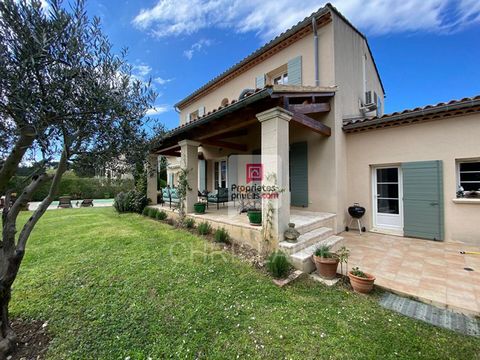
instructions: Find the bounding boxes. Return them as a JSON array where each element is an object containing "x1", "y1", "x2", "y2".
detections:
[
  {"x1": 194, "y1": 202, "x2": 206, "y2": 214},
  {"x1": 348, "y1": 271, "x2": 376, "y2": 294},
  {"x1": 284, "y1": 223, "x2": 300, "y2": 243},
  {"x1": 247, "y1": 210, "x2": 262, "y2": 226},
  {"x1": 312, "y1": 255, "x2": 339, "y2": 280}
]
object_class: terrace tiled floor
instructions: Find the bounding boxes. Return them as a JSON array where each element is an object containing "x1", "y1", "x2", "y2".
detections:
[{"x1": 342, "y1": 231, "x2": 480, "y2": 315}]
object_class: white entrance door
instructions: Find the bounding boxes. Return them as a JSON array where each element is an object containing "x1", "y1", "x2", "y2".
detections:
[{"x1": 373, "y1": 166, "x2": 403, "y2": 232}]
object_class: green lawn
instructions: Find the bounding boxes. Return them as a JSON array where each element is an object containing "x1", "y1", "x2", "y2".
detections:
[{"x1": 13, "y1": 208, "x2": 480, "y2": 359}]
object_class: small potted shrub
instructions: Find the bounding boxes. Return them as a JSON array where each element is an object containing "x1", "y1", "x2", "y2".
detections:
[
  {"x1": 247, "y1": 209, "x2": 262, "y2": 225},
  {"x1": 312, "y1": 245, "x2": 339, "y2": 280},
  {"x1": 348, "y1": 267, "x2": 375, "y2": 294},
  {"x1": 194, "y1": 202, "x2": 206, "y2": 214}
]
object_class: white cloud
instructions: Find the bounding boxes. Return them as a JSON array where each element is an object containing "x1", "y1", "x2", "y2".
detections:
[
  {"x1": 153, "y1": 77, "x2": 173, "y2": 85},
  {"x1": 132, "y1": 64, "x2": 152, "y2": 78},
  {"x1": 183, "y1": 39, "x2": 212, "y2": 60},
  {"x1": 132, "y1": 0, "x2": 480, "y2": 39},
  {"x1": 146, "y1": 105, "x2": 170, "y2": 116}
]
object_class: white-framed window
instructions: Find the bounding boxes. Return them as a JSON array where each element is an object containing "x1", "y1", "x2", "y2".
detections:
[
  {"x1": 189, "y1": 110, "x2": 199, "y2": 122},
  {"x1": 213, "y1": 159, "x2": 227, "y2": 189},
  {"x1": 273, "y1": 72, "x2": 288, "y2": 85},
  {"x1": 457, "y1": 159, "x2": 480, "y2": 192}
]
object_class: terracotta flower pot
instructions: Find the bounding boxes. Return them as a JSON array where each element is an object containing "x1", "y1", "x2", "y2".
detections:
[
  {"x1": 348, "y1": 271, "x2": 376, "y2": 294},
  {"x1": 312, "y1": 255, "x2": 339, "y2": 280}
]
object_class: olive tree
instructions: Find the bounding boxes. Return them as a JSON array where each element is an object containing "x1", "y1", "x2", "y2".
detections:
[{"x1": 0, "y1": 0, "x2": 156, "y2": 354}]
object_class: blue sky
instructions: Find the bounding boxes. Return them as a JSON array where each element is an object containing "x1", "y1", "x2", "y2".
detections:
[{"x1": 76, "y1": 0, "x2": 480, "y2": 130}]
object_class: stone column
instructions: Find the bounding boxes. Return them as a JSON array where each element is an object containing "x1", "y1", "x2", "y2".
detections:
[
  {"x1": 256, "y1": 107, "x2": 292, "y2": 250},
  {"x1": 147, "y1": 153, "x2": 158, "y2": 205},
  {"x1": 178, "y1": 140, "x2": 200, "y2": 213}
]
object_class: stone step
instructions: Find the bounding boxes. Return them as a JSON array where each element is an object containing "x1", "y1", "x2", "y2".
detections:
[
  {"x1": 295, "y1": 213, "x2": 336, "y2": 235},
  {"x1": 289, "y1": 235, "x2": 344, "y2": 273},
  {"x1": 279, "y1": 227, "x2": 333, "y2": 255}
]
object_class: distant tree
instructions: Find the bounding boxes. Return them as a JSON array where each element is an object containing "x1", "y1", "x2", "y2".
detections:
[{"x1": 0, "y1": 0, "x2": 157, "y2": 355}]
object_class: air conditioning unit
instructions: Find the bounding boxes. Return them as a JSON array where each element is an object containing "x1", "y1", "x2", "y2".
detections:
[{"x1": 361, "y1": 90, "x2": 378, "y2": 112}]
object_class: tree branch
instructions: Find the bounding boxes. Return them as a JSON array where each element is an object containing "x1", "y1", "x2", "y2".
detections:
[
  {"x1": 16, "y1": 148, "x2": 68, "y2": 252},
  {"x1": 6, "y1": 173, "x2": 49, "y2": 224},
  {"x1": 0, "y1": 126, "x2": 37, "y2": 195}
]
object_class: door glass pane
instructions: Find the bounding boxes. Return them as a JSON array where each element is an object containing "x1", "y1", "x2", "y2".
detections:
[
  {"x1": 214, "y1": 161, "x2": 219, "y2": 189},
  {"x1": 376, "y1": 168, "x2": 398, "y2": 183},
  {"x1": 461, "y1": 182, "x2": 480, "y2": 191},
  {"x1": 377, "y1": 184, "x2": 398, "y2": 199},
  {"x1": 378, "y1": 199, "x2": 399, "y2": 214},
  {"x1": 460, "y1": 172, "x2": 480, "y2": 182},
  {"x1": 220, "y1": 161, "x2": 227, "y2": 188},
  {"x1": 460, "y1": 162, "x2": 480, "y2": 172}
]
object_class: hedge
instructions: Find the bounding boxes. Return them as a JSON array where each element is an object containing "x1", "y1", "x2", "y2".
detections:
[{"x1": 9, "y1": 174, "x2": 135, "y2": 201}]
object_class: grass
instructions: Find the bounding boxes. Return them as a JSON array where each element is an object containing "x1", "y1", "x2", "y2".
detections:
[{"x1": 12, "y1": 208, "x2": 480, "y2": 359}]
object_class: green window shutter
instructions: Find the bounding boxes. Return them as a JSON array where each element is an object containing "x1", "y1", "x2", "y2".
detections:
[
  {"x1": 289, "y1": 142, "x2": 308, "y2": 207},
  {"x1": 255, "y1": 75, "x2": 265, "y2": 89},
  {"x1": 402, "y1": 161, "x2": 444, "y2": 241},
  {"x1": 287, "y1": 56, "x2": 302, "y2": 85}
]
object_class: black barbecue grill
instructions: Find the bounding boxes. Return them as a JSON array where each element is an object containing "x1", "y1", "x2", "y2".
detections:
[{"x1": 345, "y1": 203, "x2": 366, "y2": 235}]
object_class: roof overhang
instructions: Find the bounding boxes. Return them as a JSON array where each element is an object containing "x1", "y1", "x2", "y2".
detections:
[
  {"x1": 152, "y1": 85, "x2": 336, "y2": 155},
  {"x1": 343, "y1": 96, "x2": 480, "y2": 133}
]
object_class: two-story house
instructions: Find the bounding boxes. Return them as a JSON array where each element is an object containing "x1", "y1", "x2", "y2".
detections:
[{"x1": 149, "y1": 3, "x2": 480, "y2": 270}]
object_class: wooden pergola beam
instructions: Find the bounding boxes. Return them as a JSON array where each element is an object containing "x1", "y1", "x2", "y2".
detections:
[
  {"x1": 288, "y1": 103, "x2": 330, "y2": 114},
  {"x1": 291, "y1": 111, "x2": 331, "y2": 136},
  {"x1": 201, "y1": 139, "x2": 248, "y2": 152}
]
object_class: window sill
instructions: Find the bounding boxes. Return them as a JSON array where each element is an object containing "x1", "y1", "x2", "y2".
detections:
[{"x1": 452, "y1": 198, "x2": 480, "y2": 205}]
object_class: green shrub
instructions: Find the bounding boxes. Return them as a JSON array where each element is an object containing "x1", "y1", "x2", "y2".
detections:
[
  {"x1": 9, "y1": 171, "x2": 135, "y2": 201},
  {"x1": 156, "y1": 210, "x2": 168, "y2": 221},
  {"x1": 197, "y1": 221, "x2": 212, "y2": 235},
  {"x1": 147, "y1": 208, "x2": 158, "y2": 218},
  {"x1": 184, "y1": 218, "x2": 195, "y2": 229},
  {"x1": 142, "y1": 207, "x2": 150, "y2": 216},
  {"x1": 266, "y1": 251, "x2": 291, "y2": 279},
  {"x1": 214, "y1": 227, "x2": 230, "y2": 243},
  {"x1": 114, "y1": 190, "x2": 148, "y2": 214}
]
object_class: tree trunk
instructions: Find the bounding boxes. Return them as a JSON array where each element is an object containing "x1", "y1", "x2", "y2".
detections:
[
  {"x1": 0, "y1": 252, "x2": 23, "y2": 358},
  {"x1": 0, "y1": 149, "x2": 67, "y2": 358}
]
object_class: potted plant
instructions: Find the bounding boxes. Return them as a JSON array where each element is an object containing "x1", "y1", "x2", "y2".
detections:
[
  {"x1": 312, "y1": 245, "x2": 339, "y2": 280},
  {"x1": 194, "y1": 202, "x2": 206, "y2": 214},
  {"x1": 247, "y1": 209, "x2": 262, "y2": 225},
  {"x1": 348, "y1": 267, "x2": 375, "y2": 294}
]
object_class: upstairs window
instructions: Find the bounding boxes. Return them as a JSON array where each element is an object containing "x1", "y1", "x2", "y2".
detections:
[
  {"x1": 273, "y1": 72, "x2": 288, "y2": 85},
  {"x1": 458, "y1": 160, "x2": 480, "y2": 194},
  {"x1": 189, "y1": 110, "x2": 199, "y2": 122},
  {"x1": 266, "y1": 64, "x2": 288, "y2": 85}
]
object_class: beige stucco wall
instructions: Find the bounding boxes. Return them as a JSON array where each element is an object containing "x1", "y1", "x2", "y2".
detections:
[
  {"x1": 346, "y1": 114, "x2": 480, "y2": 245},
  {"x1": 179, "y1": 23, "x2": 335, "y2": 123},
  {"x1": 168, "y1": 12, "x2": 386, "y2": 236}
]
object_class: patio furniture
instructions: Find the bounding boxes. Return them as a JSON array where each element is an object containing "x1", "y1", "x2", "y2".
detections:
[
  {"x1": 161, "y1": 188, "x2": 170, "y2": 207},
  {"x1": 58, "y1": 196, "x2": 72, "y2": 208},
  {"x1": 169, "y1": 188, "x2": 180, "y2": 208},
  {"x1": 161, "y1": 187, "x2": 181, "y2": 209},
  {"x1": 80, "y1": 199, "x2": 94, "y2": 207},
  {"x1": 207, "y1": 187, "x2": 229, "y2": 210}
]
